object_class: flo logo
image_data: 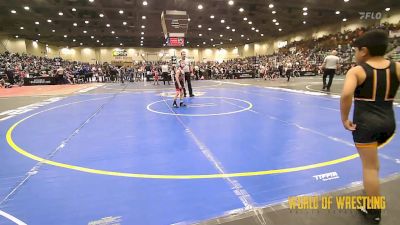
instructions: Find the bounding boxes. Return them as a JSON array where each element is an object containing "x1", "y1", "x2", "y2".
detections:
[{"x1": 359, "y1": 12, "x2": 382, "y2": 20}]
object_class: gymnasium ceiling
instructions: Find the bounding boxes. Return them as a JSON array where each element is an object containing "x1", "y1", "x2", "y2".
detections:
[{"x1": 0, "y1": 0, "x2": 399, "y2": 48}]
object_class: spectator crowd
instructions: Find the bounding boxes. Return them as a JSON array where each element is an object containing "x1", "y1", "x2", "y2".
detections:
[{"x1": 1, "y1": 22, "x2": 399, "y2": 88}]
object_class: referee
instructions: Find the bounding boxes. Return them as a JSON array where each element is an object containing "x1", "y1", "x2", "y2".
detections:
[
  {"x1": 180, "y1": 51, "x2": 194, "y2": 97},
  {"x1": 161, "y1": 62, "x2": 169, "y2": 85},
  {"x1": 321, "y1": 50, "x2": 340, "y2": 92}
]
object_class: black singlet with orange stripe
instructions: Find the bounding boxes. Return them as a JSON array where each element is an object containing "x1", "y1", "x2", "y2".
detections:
[{"x1": 352, "y1": 61, "x2": 399, "y2": 145}]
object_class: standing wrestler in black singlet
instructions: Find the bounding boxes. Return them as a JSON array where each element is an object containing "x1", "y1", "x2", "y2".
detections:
[
  {"x1": 341, "y1": 30, "x2": 400, "y2": 223},
  {"x1": 172, "y1": 61, "x2": 186, "y2": 108}
]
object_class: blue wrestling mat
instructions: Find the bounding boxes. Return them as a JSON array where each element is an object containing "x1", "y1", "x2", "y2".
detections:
[{"x1": 1, "y1": 83, "x2": 400, "y2": 225}]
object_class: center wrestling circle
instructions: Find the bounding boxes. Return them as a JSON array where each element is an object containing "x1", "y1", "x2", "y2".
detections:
[{"x1": 146, "y1": 96, "x2": 253, "y2": 116}]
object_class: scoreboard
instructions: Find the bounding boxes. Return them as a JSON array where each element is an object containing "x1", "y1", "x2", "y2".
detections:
[{"x1": 166, "y1": 37, "x2": 185, "y2": 47}]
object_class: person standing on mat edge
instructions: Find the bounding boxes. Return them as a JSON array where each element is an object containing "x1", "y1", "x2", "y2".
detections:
[
  {"x1": 180, "y1": 51, "x2": 195, "y2": 97},
  {"x1": 341, "y1": 30, "x2": 400, "y2": 223},
  {"x1": 322, "y1": 50, "x2": 340, "y2": 91},
  {"x1": 286, "y1": 61, "x2": 293, "y2": 82}
]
